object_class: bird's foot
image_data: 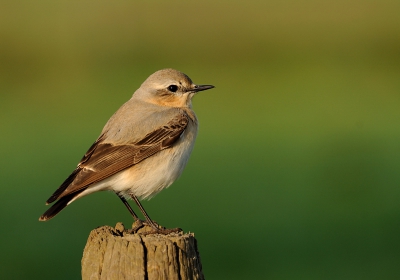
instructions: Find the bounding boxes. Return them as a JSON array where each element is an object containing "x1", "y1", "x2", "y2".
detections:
[
  {"x1": 129, "y1": 219, "x2": 182, "y2": 235},
  {"x1": 129, "y1": 219, "x2": 146, "y2": 233}
]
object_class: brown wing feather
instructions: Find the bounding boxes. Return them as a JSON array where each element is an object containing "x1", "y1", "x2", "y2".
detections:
[
  {"x1": 46, "y1": 113, "x2": 189, "y2": 203},
  {"x1": 46, "y1": 134, "x2": 107, "y2": 204}
]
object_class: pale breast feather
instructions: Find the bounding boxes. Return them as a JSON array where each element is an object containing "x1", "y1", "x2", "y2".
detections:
[{"x1": 46, "y1": 113, "x2": 190, "y2": 203}]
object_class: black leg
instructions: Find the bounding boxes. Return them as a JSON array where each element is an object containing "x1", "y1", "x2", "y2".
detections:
[
  {"x1": 117, "y1": 194, "x2": 140, "y2": 221},
  {"x1": 131, "y1": 195, "x2": 159, "y2": 230},
  {"x1": 117, "y1": 193, "x2": 182, "y2": 235}
]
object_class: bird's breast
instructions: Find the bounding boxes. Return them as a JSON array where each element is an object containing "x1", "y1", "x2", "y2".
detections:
[{"x1": 110, "y1": 118, "x2": 198, "y2": 199}]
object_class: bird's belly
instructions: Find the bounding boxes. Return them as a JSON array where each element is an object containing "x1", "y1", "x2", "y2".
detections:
[
  {"x1": 117, "y1": 151, "x2": 189, "y2": 199},
  {"x1": 75, "y1": 118, "x2": 198, "y2": 202},
  {"x1": 110, "y1": 133, "x2": 196, "y2": 199}
]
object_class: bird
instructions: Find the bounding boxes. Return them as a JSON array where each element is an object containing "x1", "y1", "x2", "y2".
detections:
[{"x1": 39, "y1": 68, "x2": 214, "y2": 234}]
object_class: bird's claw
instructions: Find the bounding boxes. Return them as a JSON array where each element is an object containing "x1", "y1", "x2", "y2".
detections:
[{"x1": 129, "y1": 220, "x2": 182, "y2": 235}]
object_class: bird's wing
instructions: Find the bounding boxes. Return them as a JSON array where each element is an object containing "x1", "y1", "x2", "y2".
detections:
[{"x1": 46, "y1": 113, "x2": 189, "y2": 204}]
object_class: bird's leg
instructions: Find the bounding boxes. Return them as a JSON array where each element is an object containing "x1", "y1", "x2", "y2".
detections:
[
  {"x1": 117, "y1": 193, "x2": 182, "y2": 234},
  {"x1": 117, "y1": 195, "x2": 147, "y2": 232},
  {"x1": 117, "y1": 194, "x2": 161, "y2": 232},
  {"x1": 130, "y1": 195, "x2": 161, "y2": 231},
  {"x1": 118, "y1": 195, "x2": 140, "y2": 220},
  {"x1": 130, "y1": 195, "x2": 182, "y2": 235}
]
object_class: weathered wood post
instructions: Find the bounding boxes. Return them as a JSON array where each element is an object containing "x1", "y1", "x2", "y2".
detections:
[{"x1": 81, "y1": 223, "x2": 205, "y2": 280}]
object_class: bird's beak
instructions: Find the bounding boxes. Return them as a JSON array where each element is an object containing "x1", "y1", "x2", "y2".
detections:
[{"x1": 193, "y1": 84, "x2": 215, "y2": 92}]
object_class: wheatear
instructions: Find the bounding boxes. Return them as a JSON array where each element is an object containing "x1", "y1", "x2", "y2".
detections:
[{"x1": 39, "y1": 68, "x2": 214, "y2": 233}]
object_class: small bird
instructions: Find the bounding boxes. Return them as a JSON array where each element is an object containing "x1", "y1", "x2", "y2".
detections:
[{"x1": 39, "y1": 68, "x2": 214, "y2": 233}]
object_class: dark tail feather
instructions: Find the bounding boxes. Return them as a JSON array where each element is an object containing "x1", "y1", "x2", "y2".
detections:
[
  {"x1": 46, "y1": 168, "x2": 81, "y2": 204},
  {"x1": 39, "y1": 190, "x2": 83, "y2": 221},
  {"x1": 46, "y1": 135, "x2": 105, "y2": 204}
]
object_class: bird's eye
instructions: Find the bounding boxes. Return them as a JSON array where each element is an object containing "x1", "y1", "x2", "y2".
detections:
[{"x1": 167, "y1": 85, "x2": 178, "y2": 92}]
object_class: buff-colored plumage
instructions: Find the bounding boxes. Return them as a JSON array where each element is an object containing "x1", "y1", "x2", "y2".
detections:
[{"x1": 40, "y1": 69, "x2": 214, "y2": 223}]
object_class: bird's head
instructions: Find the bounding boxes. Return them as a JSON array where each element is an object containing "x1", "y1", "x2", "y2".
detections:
[{"x1": 135, "y1": 68, "x2": 214, "y2": 108}]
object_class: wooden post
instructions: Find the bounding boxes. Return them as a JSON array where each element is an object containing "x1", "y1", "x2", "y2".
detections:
[{"x1": 81, "y1": 223, "x2": 205, "y2": 280}]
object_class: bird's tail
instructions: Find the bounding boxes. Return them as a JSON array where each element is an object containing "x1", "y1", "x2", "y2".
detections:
[{"x1": 39, "y1": 190, "x2": 83, "y2": 221}]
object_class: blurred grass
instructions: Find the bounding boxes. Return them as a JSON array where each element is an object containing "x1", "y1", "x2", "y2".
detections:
[{"x1": 1, "y1": 0, "x2": 400, "y2": 279}]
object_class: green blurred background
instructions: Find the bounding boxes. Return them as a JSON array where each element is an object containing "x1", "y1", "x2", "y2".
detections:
[{"x1": 1, "y1": 0, "x2": 400, "y2": 279}]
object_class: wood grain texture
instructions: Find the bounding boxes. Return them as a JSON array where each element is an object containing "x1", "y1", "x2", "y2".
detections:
[{"x1": 81, "y1": 223, "x2": 204, "y2": 280}]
